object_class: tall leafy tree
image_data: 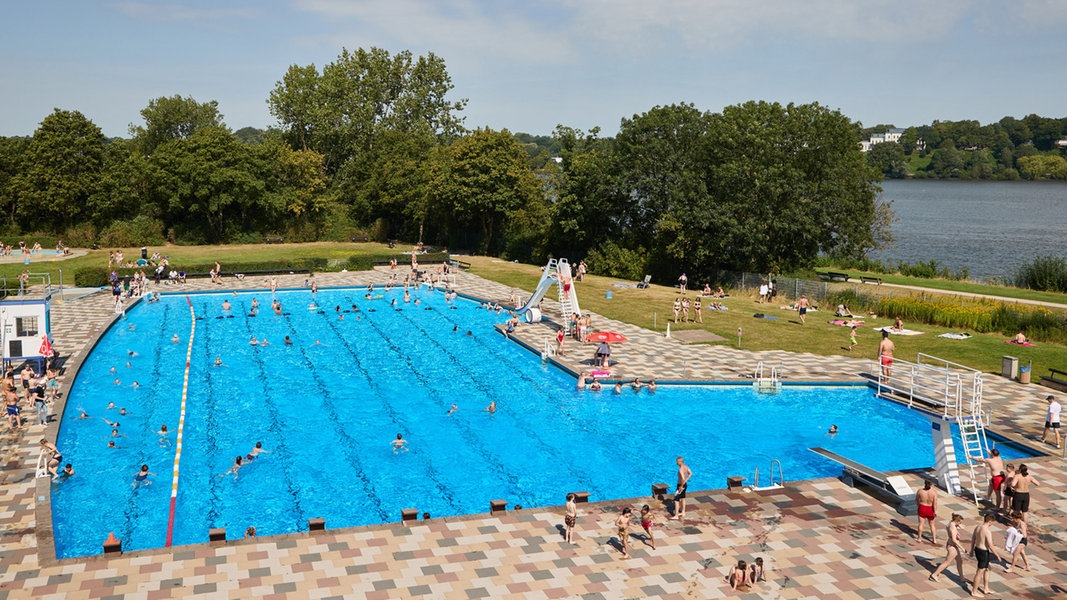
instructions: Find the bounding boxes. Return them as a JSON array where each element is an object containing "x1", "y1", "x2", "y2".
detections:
[
  {"x1": 426, "y1": 128, "x2": 539, "y2": 254},
  {"x1": 546, "y1": 126, "x2": 625, "y2": 258},
  {"x1": 268, "y1": 47, "x2": 467, "y2": 175},
  {"x1": 151, "y1": 126, "x2": 266, "y2": 243},
  {"x1": 131, "y1": 95, "x2": 225, "y2": 155},
  {"x1": 866, "y1": 141, "x2": 908, "y2": 178},
  {"x1": 0, "y1": 136, "x2": 32, "y2": 230},
  {"x1": 10, "y1": 109, "x2": 106, "y2": 232}
]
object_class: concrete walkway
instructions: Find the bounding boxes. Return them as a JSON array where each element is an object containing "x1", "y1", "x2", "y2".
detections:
[{"x1": 1, "y1": 270, "x2": 1063, "y2": 599}]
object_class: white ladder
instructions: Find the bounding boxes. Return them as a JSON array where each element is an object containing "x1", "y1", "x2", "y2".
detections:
[
  {"x1": 957, "y1": 414, "x2": 989, "y2": 505},
  {"x1": 753, "y1": 362, "x2": 782, "y2": 394},
  {"x1": 556, "y1": 259, "x2": 580, "y2": 333},
  {"x1": 36, "y1": 451, "x2": 50, "y2": 479}
]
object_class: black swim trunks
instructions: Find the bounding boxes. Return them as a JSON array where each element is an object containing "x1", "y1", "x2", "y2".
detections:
[
  {"x1": 973, "y1": 547, "x2": 990, "y2": 569},
  {"x1": 1011, "y1": 491, "x2": 1030, "y2": 513},
  {"x1": 674, "y1": 483, "x2": 687, "y2": 500}
]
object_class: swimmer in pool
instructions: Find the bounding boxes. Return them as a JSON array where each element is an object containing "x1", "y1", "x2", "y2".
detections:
[
  {"x1": 214, "y1": 357, "x2": 223, "y2": 367},
  {"x1": 485, "y1": 401, "x2": 497, "y2": 413},
  {"x1": 106, "y1": 402, "x2": 117, "y2": 410},
  {"x1": 127, "y1": 350, "x2": 138, "y2": 357},
  {"x1": 125, "y1": 361, "x2": 132, "y2": 368},
  {"x1": 107, "y1": 440, "x2": 119, "y2": 449},
  {"x1": 312, "y1": 340, "x2": 327, "y2": 347},
  {"x1": 613, "y1": 382, "x2": 623, "y2": 394},
  {"x1": 576, "y1": 372, "x2": 589, "y2": 390},
  {"x1": 631, "y1": 378, "x2": 643, "y2": 391},
  {"x1": 260, "y1": 338, "x2": 271, "y2": 346},
  {"x1": 74, "y1": 407, "x2": 91, "y2": 419},
  {"x1": 246, "y1": 441, "x2": 270, "y2": 460},
  {"x1": 249, "y1": 336, "x2": 258, "y2": 346},
  {"x1": 119, "y1": 407, "x2": 129, "y2": 416},
  {"x1": 448, "y1": 403, "x2": 458, "y2": 415},
  {"x1": 222, "y1": 299, "x2": 231, "y2": 311},
  {"x1": 171, "y1": 334, "x2": 180, "y2": 343},
  {"x1": 132, "y1": 464, "x2": 155, "y2": 488},
  {"x1": 647, "y1": 379, "x2": 657, "y2": 392},
  {"x1": 590, "y1": 379, "x2": 603, "y2": 392},
  {"x1": 391, "y1": 433, "x2": 409, "y2": 454},
  {"x1": 157, "y1": 424, "x2": 171, "y2": 447},
  {"x1": 284, "y1": 336, "x2": 292, "y2": 345},
  {"x1": 826, "y1": 424, "x2": 838, "y2": 438},
  {"x1": 112, "y1": 378, "x2": 121, "y2": 386},
  {"x1": 109, "y1": 366, "x2": 118, "y2": 374},
  {"x1": 220, "y1": 456, "x2": 243, "y2": 480}
]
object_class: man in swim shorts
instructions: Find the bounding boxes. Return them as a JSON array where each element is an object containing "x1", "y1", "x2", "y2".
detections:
[
  {"x1": 1041, "y1": 394, "x2": 1061, "y2": 449},
  {"x1": 915, "y1": 480, "x2": 938, "y2": 544},
  {"x1": 878, "y1": 330, "x2": 895, "y2": 381},
  {"x1": 977, "y1": 448, "x2": 1005, "y2": 507},
  {"x1": 674, "y1": 456, "x2": 692, "y2": 519},
  {"x1": 797, "y1": 295, "x2": 809, "y2": 324},
  {"x1": 969, "y1": 512, "x2": 1001, "y2": 596}
]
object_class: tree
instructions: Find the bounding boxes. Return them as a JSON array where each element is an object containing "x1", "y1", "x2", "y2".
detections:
[
  {"x1": 345, "y1": 128, "x2": 436, "y2": 240},
  {"x1": 130, "y1": 95, "x2": 225, "y2": 155},
  {"x1": 151, "y1": 126, "x2": 266, "y2": 243},
  {"x1": 1017, "y1": 155, "x2": 1067, "y2": 180},
  {"x1": 426, "y1": 128, "x2": 540, "y2": 254},
  {"x1": 268, "y1": 47, "x2": 467, "y2": 175},
  {"x1": 866, "y1": 141, "x2": 908, "y2": 178},
  {"x1": 262, "y1": 142, "x2": 334, "y2": 237},
  {"x1": 0, "y1": 136, "x2": 31, "y2": 230},
  {"x1": 10, "y1": 109, "x2": 106, "y2": 232}
]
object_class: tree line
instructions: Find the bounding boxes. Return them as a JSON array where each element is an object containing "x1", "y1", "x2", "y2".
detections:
[
  {"x1": 0, "y1": 47, "x2": 888, "y2": 284},
  {"x1": 864, "y1": 116, "x2": 1067, "y2": 180}
]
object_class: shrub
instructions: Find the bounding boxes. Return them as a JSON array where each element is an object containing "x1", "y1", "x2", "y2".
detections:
[
  {"x1": 585, "y1": 241, "x2": 647, "y2": 281},
  {"x1": 1012, "y1": 255, "x2": 1067, "y2": 293},
  {"x1": 63, "y1": 223, "x2": 98, "y2": 248},
  {"x1": 874, "y1": 294, "x2": 1067, "y2": 343},
  {"x1": 99, "y1": 216, "x2": 166, "y2": 248}
]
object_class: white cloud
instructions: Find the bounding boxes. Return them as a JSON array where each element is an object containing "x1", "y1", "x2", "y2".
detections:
[
  {"x1": 110, "y1": 1, "x2": 260, "y2": 24},
  {"x1": 292, "y1": 0, "x2": 575, "y2": 65}
]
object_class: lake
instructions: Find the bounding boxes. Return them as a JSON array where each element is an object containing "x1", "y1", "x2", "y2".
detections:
[{"x1": 873, "y1": 180, "x2": 1067, "y2": 281}]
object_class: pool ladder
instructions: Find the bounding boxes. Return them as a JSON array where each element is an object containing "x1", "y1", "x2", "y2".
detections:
[
  {"x1": 753, "y1": 362, "x2": 782, "y2": 394},
  {"x1": 752, "y1": 459, "x2": 785, "y2": 490}
]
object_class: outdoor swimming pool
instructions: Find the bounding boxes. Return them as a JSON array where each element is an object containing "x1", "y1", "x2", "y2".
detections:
[{"x1": 51, "y1": 287, "x2": 1034, "y2": 558}]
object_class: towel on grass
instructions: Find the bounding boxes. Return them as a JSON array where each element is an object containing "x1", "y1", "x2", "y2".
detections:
[
  {"x1": 938, "y1": 332, "x2": 972, "y2": 340},
  {"x1": 1004, "y1": 339, "x2": 1036, "y2": 347},
  {"x1": 829, "y1": 320, "x2": 864, "y2": 327},
  {"x1": 874, "y1": 326, "x2": 925, "y2": 336}
]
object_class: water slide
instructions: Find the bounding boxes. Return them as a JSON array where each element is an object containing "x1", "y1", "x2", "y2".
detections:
[{"x1": 514, "y1": 259, "x2": 559, "y2": 322}]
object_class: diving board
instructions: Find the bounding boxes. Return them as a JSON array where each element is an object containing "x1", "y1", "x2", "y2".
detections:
[{"x1": 809, "y1": 447, "x2": 916, "y2": 515}]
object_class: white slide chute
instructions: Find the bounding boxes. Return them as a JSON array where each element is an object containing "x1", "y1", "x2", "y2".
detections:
[{"x1": 515, "y1": 258, "x2": 581, "y2": 324}]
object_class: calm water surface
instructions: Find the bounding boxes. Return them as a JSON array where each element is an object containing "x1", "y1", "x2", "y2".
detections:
[{"x1": 874, "y1": 180, "x2": 1067, "y2": 280}]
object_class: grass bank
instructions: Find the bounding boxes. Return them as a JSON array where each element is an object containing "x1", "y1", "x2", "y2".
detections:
[{"x1": 464, "y1": 257, "x2": 1067, "y2": 377}]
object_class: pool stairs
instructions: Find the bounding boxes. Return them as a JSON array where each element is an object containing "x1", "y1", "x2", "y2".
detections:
[
  {"x1": 753, "y1": 362, "x2": 782, "y2": 393},
  {"x1": 748, "y1": 459, "x2": 785, "y2": 491}
]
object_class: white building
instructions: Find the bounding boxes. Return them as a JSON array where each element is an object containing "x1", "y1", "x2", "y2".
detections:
[
  {"x1": 1, "y1": 298, "x2": 51, "y2": 370},
  {"x1": 861, "y1": 128, "x2": 906, "y2": 152}
]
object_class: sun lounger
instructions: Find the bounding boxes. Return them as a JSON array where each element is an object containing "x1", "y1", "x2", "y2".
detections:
[{"x1": 636, "y1": 275, "x2": 651, "y2": 289}]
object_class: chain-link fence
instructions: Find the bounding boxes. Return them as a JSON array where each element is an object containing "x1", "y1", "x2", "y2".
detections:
[{"x1": 713, "y1": 271, "x2": 830, "y2": 302}]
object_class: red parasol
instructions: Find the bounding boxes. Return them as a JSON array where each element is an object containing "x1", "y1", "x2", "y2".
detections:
[
  {"x1": 588, "y1": 331, "x2": 628, "y2": 343},
  {"x1": 39, "y1": 334, "x2": 54, "y2": 357}
]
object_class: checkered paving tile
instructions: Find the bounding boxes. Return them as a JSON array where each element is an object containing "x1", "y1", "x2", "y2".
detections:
[{"x1": 0, "y1": 269, "x2": 1063, "y2": 598}]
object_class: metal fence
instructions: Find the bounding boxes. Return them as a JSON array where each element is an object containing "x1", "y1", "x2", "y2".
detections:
[{"x1": 716, "y1": 271, "x2": 830, "y2": 302}]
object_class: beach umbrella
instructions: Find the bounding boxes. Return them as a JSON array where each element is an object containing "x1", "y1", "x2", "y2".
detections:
[{"x1": 588, "y1": 331, "x2": 628, "y2": 343}]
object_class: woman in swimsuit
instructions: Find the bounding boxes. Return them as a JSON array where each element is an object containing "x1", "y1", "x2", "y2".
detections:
[
  {"x1": 693, "y1": 297, "x2": 703, "y2": 323},
  {"x1": 1004, "y1": 511, "x2": 1029, "y2": 573},
  {"x1": 672, "y1": 299, "x2": 681, "y2": 323},
  {"x1": 1000, "y1": 463, "x2": 1016, "y2": 513},
  {"x1": 220, "y1": 456, "x2": 243, "y2": 480},
  {"x1": 930, "y1": 513, "x2": 966, "y2": 582},
  {"x1": 132, "y1": 465, "x2": 155, "y2": 488},
  {"x1": 640, "y1": 505, "x2": 656, "y2": 549},
  {"x1": 40, "y1": 439, "x2": 62, "y2": 479},
  {"x1": 725, "y1": 560, "x2": 749, "y2": 590}
]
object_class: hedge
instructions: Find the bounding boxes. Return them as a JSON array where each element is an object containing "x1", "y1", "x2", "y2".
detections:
[{"x1": 73, "y1": 252, "x2": 454, "y2": 287}]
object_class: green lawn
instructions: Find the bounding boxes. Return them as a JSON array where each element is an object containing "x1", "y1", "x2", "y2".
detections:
[
  {"x1": 463, "y1": 257, "x2": 1067, "y2": 377},
  {"x1": 818, "y1": 269, "x2": 1067, "y2": 305}
]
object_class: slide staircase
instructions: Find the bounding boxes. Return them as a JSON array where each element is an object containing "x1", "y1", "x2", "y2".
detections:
[{"x1": 515, "y1": 258, "x2": 581, "y2": 325}]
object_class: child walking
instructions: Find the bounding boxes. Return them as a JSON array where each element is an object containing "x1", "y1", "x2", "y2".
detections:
[
  {"x1": 640, "y1": 505, "x2": 656, "y2": 549},
  {"x1": 847, "y1": 325, "x2": 858, "y2": 351}
]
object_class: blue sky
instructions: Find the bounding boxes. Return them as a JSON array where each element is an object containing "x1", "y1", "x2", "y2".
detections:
[{"x1": 2, "y1": 1, "x2": 1066, "y2": 138}]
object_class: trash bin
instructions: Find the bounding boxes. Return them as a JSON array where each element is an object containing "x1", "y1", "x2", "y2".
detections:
[
  {"x1": 605, "y1": 290, "x2": 613, "y2": 299},
  {"x1": 1019, "y1": 365, "x2": 1031, "y2": 384},
  {"x1": 1001, "y1": 356, "x2": 1018, "y2": 380},
  {"x1": 141, "y1": 247, "x2": 148, "y2": 260}
]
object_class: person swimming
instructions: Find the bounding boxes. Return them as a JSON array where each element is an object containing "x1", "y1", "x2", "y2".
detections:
[
  {"x1": 391, "y1": 433, "x2": 409, "y2": 453},
  {"x1": 448, "y1": 403, "x2": 458, "y2": 415},
  {"x1": 284, "y1": 336, "x2": 292, "y2": 345},
  {"x1": 171, "y1": 334, "x2": 180, "y2": 343},
  {"x1": 246, "y1": 441, "x2": 270, "y2": 461}
]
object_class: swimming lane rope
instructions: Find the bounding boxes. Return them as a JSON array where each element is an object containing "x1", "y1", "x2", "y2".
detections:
[{"x1": 165, "y1": 296, "x2": 196, "y2": 546}]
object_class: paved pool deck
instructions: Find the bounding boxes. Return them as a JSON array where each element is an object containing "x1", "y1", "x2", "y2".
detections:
[{"x1": 1, "y1": 270, "x2": 1064, "y2": 599}]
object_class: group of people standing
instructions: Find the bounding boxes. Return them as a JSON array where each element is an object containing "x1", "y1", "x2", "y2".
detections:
[{"x1": 5, "y1": 364, "x2": 60, "y2": 430}]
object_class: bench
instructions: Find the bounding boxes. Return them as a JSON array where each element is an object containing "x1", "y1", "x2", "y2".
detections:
[
  {"x1": 823, "y1": 271, "x2": 850, "y2": 282},
  {"x1": 1040, "y1": 367, "x2": 1067, "y2": 392},
  {"x1": 809, "y1": 447, "x2": 916, "y2": 515},
  {"x1": 265, "y1": 236, "x2": 284, "y2": 244},
  {"x1": 860, "y1": 276, "x2": 883, "y2": 285},
  {"x1": 350, "y1": 235, "x2": 369, "y2": 242}
]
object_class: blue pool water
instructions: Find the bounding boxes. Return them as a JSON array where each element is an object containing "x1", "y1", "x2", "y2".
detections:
[{"x1": 51, "y1": 287, "x2": 1033, "y2": 558}]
